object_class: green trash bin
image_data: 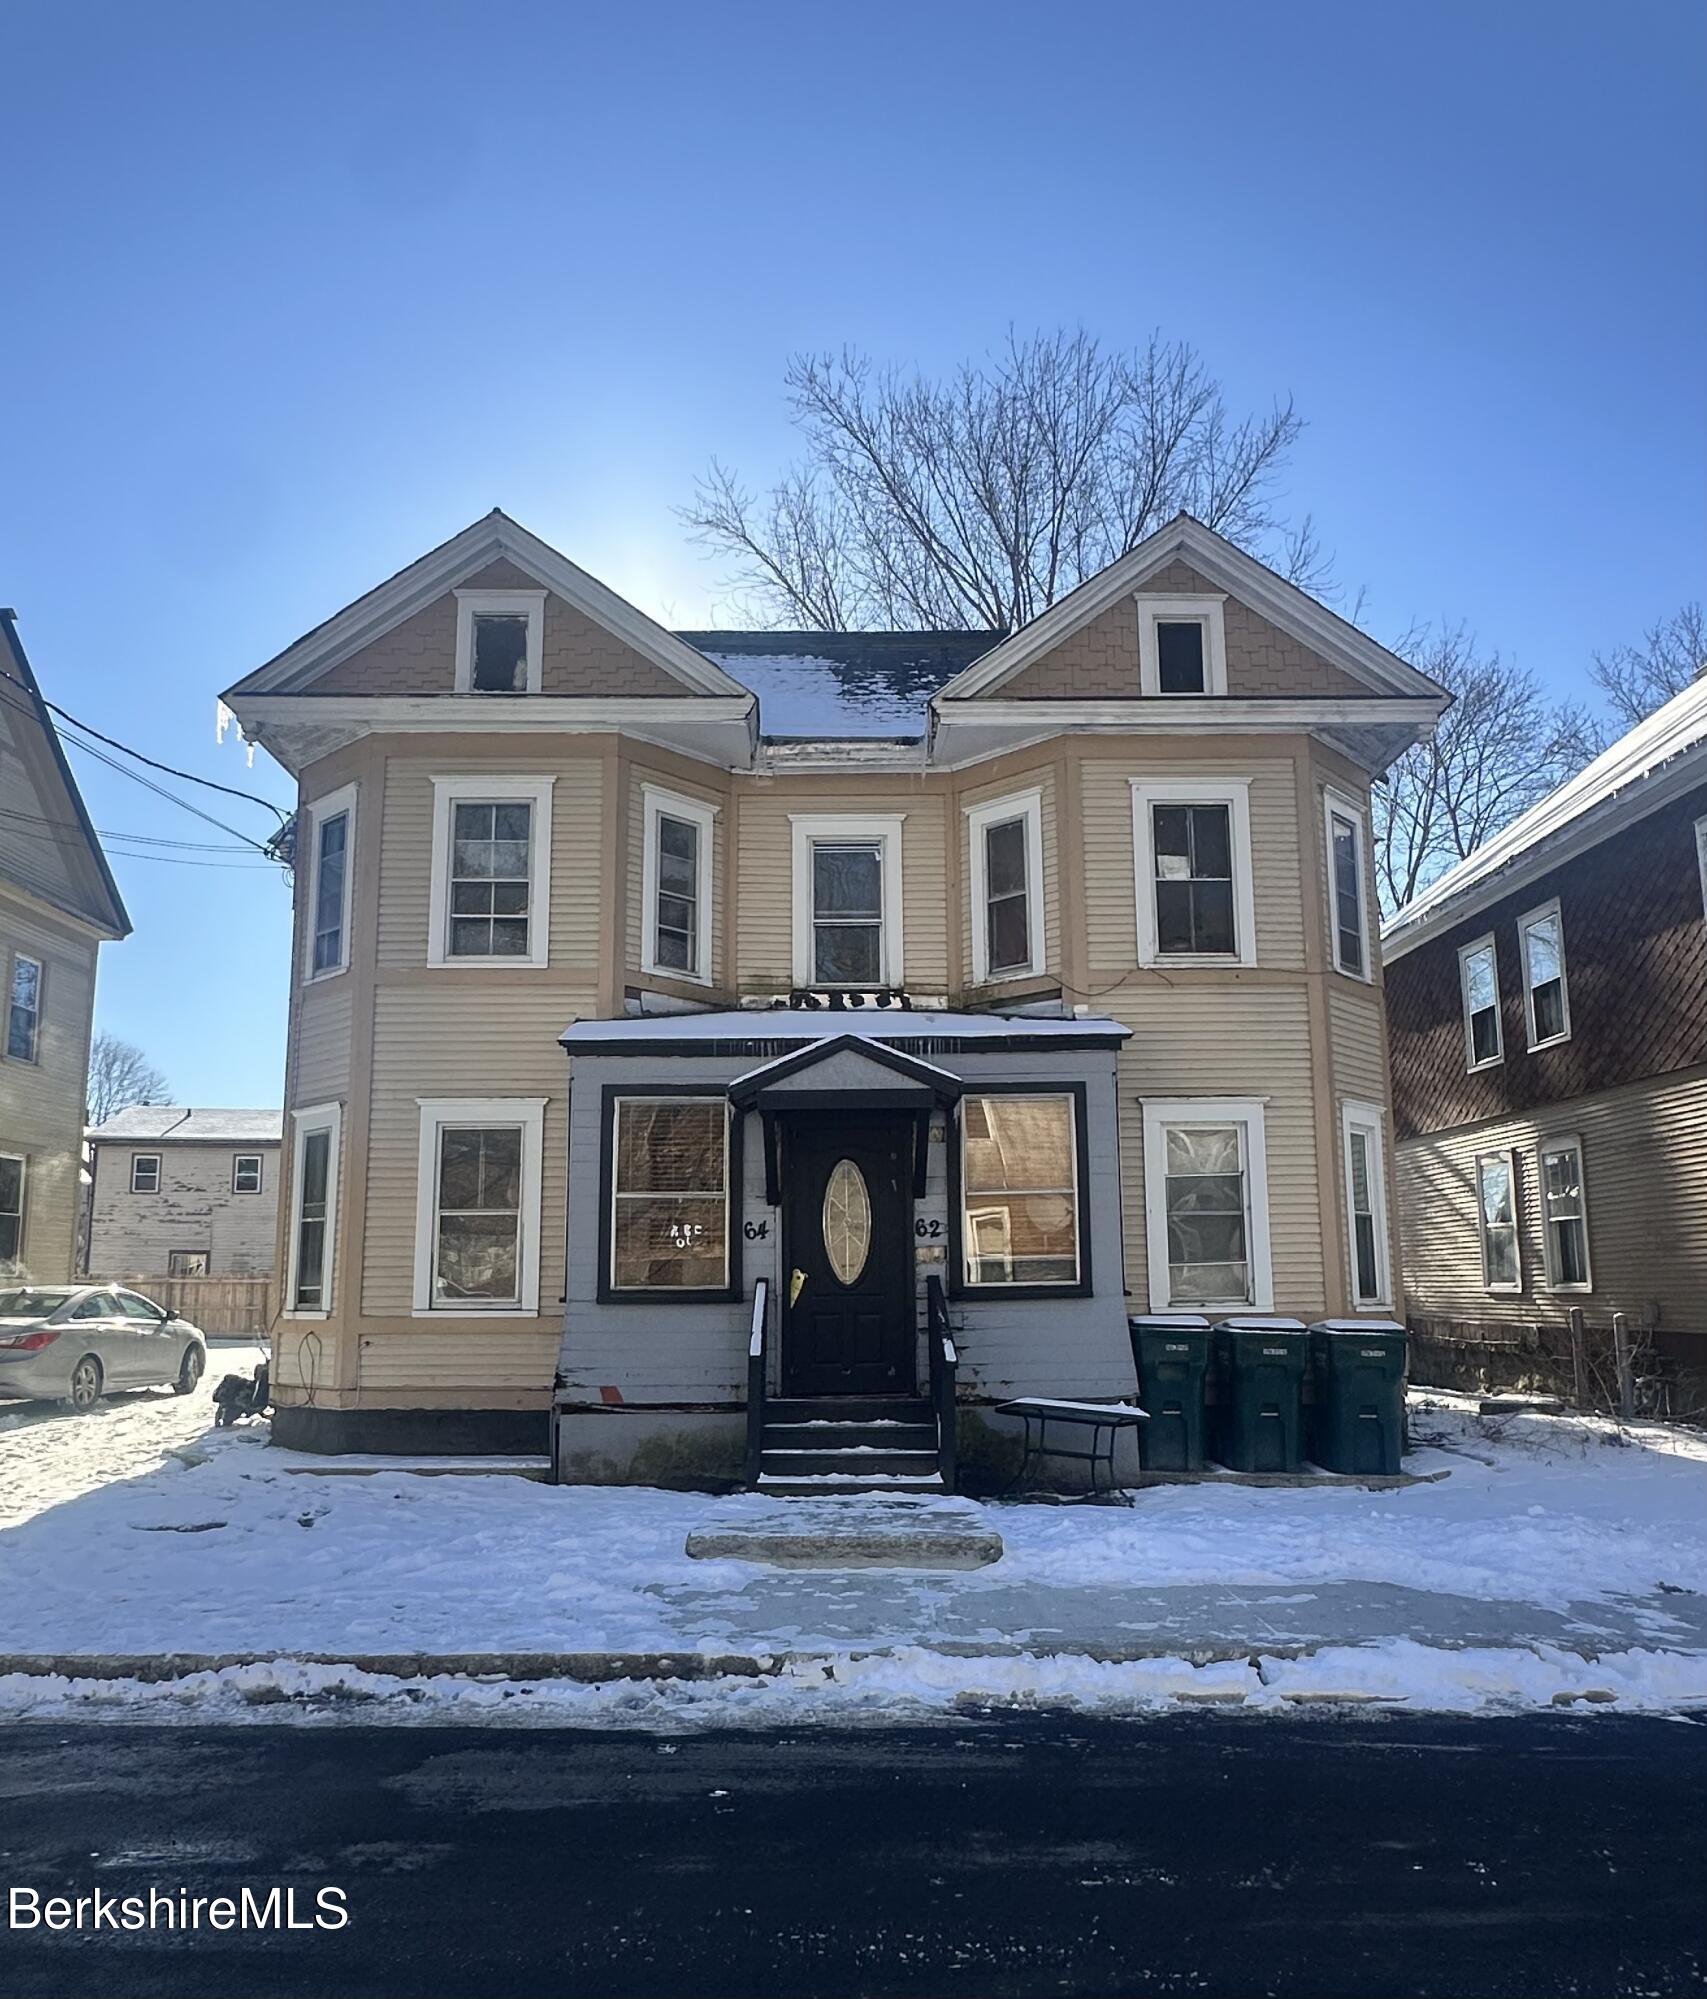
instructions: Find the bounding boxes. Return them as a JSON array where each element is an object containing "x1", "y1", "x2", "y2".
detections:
[
  {"x1": 1128, "y1": 1316, "x2": 1212, "y2": 1471},
  {"x1": 1308, "y1": 1320, "x2": 1408, "y2": 1474},
  {"x1": 1212, "y1": 1318, "x2": 1308, "y2": 1472}
]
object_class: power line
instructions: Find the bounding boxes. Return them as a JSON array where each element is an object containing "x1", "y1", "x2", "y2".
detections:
[{"x1": 0, "y1": 802, "x2": 256, "y2": 851}]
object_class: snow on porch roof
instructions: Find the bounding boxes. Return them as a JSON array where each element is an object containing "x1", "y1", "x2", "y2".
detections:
[{"x1": 559, "y1": 1008, "x2": 1130, "y2": 1051}]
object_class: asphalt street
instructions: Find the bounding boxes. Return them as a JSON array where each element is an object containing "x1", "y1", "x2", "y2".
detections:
[{"x1": 1, "y1": 1712, "x2": 1702, "y2": 1998}]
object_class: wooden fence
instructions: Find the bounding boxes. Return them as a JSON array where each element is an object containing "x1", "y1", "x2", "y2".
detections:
[{"x1": 108, "y1": 1275, "x2": 276, "y2": 1338}]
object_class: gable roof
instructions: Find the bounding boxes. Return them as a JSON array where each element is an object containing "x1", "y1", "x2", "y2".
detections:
[
  {"x1": 677, "y1": 629, "x2": 998, "y2": 739},
  {"x1": 0, "y1": 611, "x2": 131, "y2": 938},
  {"x1": 934, "y1": 513, "x2": 1448, "y2": 705},
  {"x1": 727, "y1": 1032, "x2": 964, "y2": 1107},
  {"x1": 1382, "y1": 672, "x2": 1707, "y2": 961},
  {"x1": 224, "y1": 510, "x2": 752, "y2": 703},
  {"x1": 87, "y1": 1106, "x2": 283, "y2": 1143}
]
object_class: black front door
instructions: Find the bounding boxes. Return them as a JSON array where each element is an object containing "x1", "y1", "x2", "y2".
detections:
[{"x1": 781, "y1": 1113, "x2": 915, "y2": 1397}]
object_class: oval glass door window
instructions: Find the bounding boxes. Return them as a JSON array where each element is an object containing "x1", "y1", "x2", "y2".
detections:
[{"x1": 822, "y1": 1158, "x2": 872, "y2": 1286}]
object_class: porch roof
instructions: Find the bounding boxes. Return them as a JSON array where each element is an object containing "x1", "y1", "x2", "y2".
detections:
[{"x1": 559, "y1": 1007, "x2": 1130, "y2": 1056}]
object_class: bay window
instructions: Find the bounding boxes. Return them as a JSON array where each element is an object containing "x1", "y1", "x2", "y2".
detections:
[
  {"x1": 412, "y1": 1098, "x2": 544, "y2": 1315},
  {"x1": 303, "y1": 784, "x2": 355, "y2": 982},
  {"x1": 641, "y1": 785, "x2": 716, "y2": 983},
  {"x1": 428, "y1": 775, "x2": 554, "y2": 968},
  {"x1": 790, "y1": 815, "x2": 904, "y2": 988},
  {"x1": 287, "y1": 1104, "x2": 341, "y2": 1316},
  {"x1": 1131, "y1": 780, "x2": 1257, "y2": 967},
  {"x1": 1340, "y1": 1101, "x2": 1391, "y2": 1308}
]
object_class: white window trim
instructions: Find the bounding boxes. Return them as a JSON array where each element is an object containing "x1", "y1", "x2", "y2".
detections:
[
  {"x1": 1538, "y1": 1131, "x2": 1593, "y2": 1294},
  {"x1": 412, "y1": 1097, "x2": 546, "y2": 1317},
  {"x1": 1339, "y1": 1100, "x2": 1393, "y2": 1311},
  {"x1": 285, "y1": 1102, "x2": 342, "y2": 1321},
  {"x1": 1323, "y1": 786, "x2": 1373, "y2": 983},
  {"x1": 1137, "y1": 594, "x2": 1228, "y2": 697},
  {"x1": 640, "y1": 784, "x2": 717, "y2": 986},
  {"x1": 789, "y1": 813, "x2": 906, "y2": 988},
  {"x1": 1475, "y1": 1146, "x2": 1524, "y2": 1295},
  {"x1": 1517, "y1": 897, "x2": 1571, "y2": 1051},
  {"x1": 130, "y1": 1153, "x2": 162, "y2": 1194},
  {"x1": 1130, "y1": 778, "x2": 1258, "y2": 968},
  {"x1": 453, "y1": 588, "x2": 546, "y2": 695},
  {"x1": 0, "y1": 1151, "x2": 25, "y2": 1265},
  {"x1": 965, "y1": 787, "x2": 1045, "y2": 984},
  {"x1": 1140, "y1": 1096, "x2": 1274, "y2": 1313},
  {"x1": 1458, "y1": 933, "x2": 1504, "y2": 1072},
  {"x1": 427, "y1": 774, "x2": 555, "y2": 970},
  {"x1": 6, "y1": 950, "x2": 43, "y2": 1062},
  {"x1": 301, "y1": 782, "x2": 356, "y2": 985},
  {"x1": 232, "y1": 1153, "x2": 264, "y2": 1195}
]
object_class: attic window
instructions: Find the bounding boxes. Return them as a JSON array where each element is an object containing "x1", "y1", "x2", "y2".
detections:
[
  {"x1": 454, "y1": 589, "x2": 546, "y2": 695},
  {"x1": 1137, "y1": 595, "x2": 1228, "y2": 697},
  {"x1": 472, "y1": 615, "x2": 529, "y2": 692},
  {"x1": 1155, "y1": 621, "x2": 1206, "y2": 694}
]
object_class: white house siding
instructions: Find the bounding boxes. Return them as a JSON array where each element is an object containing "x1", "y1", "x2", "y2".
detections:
[{"x1": 87, "y1": 1142, "x2": 281, "y2": 1277}]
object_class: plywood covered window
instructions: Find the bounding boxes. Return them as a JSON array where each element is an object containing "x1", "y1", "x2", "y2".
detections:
[
  {"x1": 959, "y1": 1093, "x2": 1081, "y2": 1288},
  {"x1": 608, "y1": 1097, "x2": 729, "y2": 1294}
]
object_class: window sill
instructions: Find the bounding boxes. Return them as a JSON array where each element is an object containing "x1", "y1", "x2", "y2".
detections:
[
  {"x1": 1483, "y1": 1285, "x2": 1524, "y2": 1298},
  {"x1": 1331, "y1": 963, "x2": 1375, "y2": 985},
  {"x1": 281, "y1": 1308, "x2": 330, "y2": 1322},
  {"x1": 1527, "y1": 1033, "x2": 1572, "y2": 1053},
  {"x1": 424, "y1": 956, "x2": 551, "y2": 972},
  {"x1": 1465, "y1": 1057, "x2": 1505, "y2": 1075},
  {"x1": 640, "y1": 961, "x2": 713, "y2": 988},
  {"x1": 303, "y1": 964, "x2": 349, "y2": 987},
  {"x1": 1541, "y1": 1282, "x2": 1594, "y2": 1296},
  {"x1": 409, "y1": 1306, "x2": 542, "y2": 1320},
  {"x1": 1140, "y1": 954, "x2": 1255, "y2": 972}
]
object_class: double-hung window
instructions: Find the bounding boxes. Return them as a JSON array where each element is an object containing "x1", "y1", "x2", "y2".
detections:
[
  {"x1": 790, "y1": 815, "x2": 904, "y2": 988},
  {"x1": 1137, "y1": 596, "x2": 1228, "y2": 696},
  {"x1": 641, "y1": 786, "x2": 716, "y2": 983},
  {"x1": 287, "y1": 1105, "x2": 341, "y2": 1315},
  {"x1": 428, "y1": 776, "x2": 554, "y2": 968},
  {"x1": 1324, "y1": 789, "x2": 1371, "y2": 979},
  {"x1": 413, "y1": 1099, "x2": 545, "y2": 1314},
  {"x1": 1476, "y1": 1149, "x2": 1522, "y2": 1293},
  {"x1": 958, "y1": 1092, "x2": 1082, "y2": 1289},
  {"x1": 0, "y1": 1154, "x2": 23, "y2": 1266},
  {"x1": 6, "y1": 954, "x2": 41, "y2": 1061},
  {"x1": 1538, "y1": 1135, "x2": 1592, "y2": 1291},
  {"x1": 607, "y1": 1097, "x2": 730, "y2": 1295},
  {"x1": 967, "y1": 789, "x2": 1044, "y2": 983},
  {"x1": 1697, "y1": 816, "x2": 1707, "y2": 917},
  {"x1": 130, "y1": 1153, "x2": 162, "y2": 1194},
  {"x1": 1458, "y1": 935, "x2": 1503, "y2": 1070},
  {"x1": 1141, "y1": 1098, "x2": 1273, "y2": 1311},
  {"x1": 453, "y1": 589, "x2": 545, "y2": 694},
  {"x1": 303, "y1": 784, "x2": 355, "y2": 981},
  {"x1": 1131, "y1": 780, "x2": 1256, "y2": 967},
  {"x1": 232, "y1": 1153, "x2": 263, "y2": 1195},
  {"x1": 1519, "y1": 899, "x2": 1570, "y2": 1048},
  {"x1": 1340, "y1": 1102, "x2": 1391, "y2": 1308}
]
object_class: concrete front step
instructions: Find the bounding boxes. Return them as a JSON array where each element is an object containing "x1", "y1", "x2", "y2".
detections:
[{"x1": 687, "y1": 1492, "x2": 1000, "y2": 1567}]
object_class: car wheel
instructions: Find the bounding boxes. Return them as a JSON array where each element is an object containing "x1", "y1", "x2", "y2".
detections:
[
  {"x1": 174, "y1": 1345, "x2": 205, "y2": 1396},
  {"x1": 68, "y1": 1355, "x2": 103, "y2": 1412}
]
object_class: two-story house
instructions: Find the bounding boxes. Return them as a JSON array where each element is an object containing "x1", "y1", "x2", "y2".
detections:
[
  {"x1": 221, "y1": 509, "x2": 1448, "y2": 1485},
  {"x1": 1384, "y1": 676, "x2": 1707, "y2": 1410},
  {"x1": 0, "y1": 611, "x2": 131, "y2": 1282},
  {"x1": 85, "y1": 1106, "x2": 283, "y2": 1280}
]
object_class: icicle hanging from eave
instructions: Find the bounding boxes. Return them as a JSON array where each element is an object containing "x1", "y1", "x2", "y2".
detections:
[{"x1": 214, "y1": 698, "x2": 257, "y2": 766}]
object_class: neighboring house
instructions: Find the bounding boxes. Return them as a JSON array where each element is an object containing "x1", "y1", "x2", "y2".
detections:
[
  {"x1": 1383, "y1": 677, "x2": 1707, "y2": 1402},
  {"x1": 85, "y1": 1107, "x2": 283, "y2": 1279},
  {"x1": 0, "y1": 611, "x2": 131, "y2": 1281},
  {"x1": 221, "y1": 507, "x2": 1448, "y2": 1481}
]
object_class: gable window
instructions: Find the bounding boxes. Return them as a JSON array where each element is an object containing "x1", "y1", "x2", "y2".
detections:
[
  {"x1": 1538, "y1": 1135, "x2": 1592, "y2": 1291},
  {"x1": 607, "y1": 1097, "x2": 729, "y2": 1295},
  {"x1": 303, "y1": 783, "x2": 355, "y2": 981},
  {"x1": 286, "y1": 1106, "x2": 341, "y2": 1314},
  {"x1": 6, "y1": 954, "x2": 41, "y2": 1062},
  {"x1": 428, "y1": 775, "x2": 554, "y2": 969},
  {"x1": 131, "y1": 1153, "x2": 162, "y2": 1194},
  {"x1": 641, "y1": 786, "x2": 716, "y2": 984},
  {"x1": 1141, "y1": 1098, "x2": 1274, "y2": 1312},
  {"x1": 1458, "y1": 935, "x2": 1503, "y2": 1071},
  {"x1": 958, "y1": 1092, "x2": 1082, "y2": 1289},
  {"x1": 1131, "y1": 780, "x2": 1257, "y2": 967},
  {"x1": 967, "y1": 789, "x2": 1044, "y2": 983},
  {"x1": 232, "y1": 1153, "x2": 263, "y2": 1195},
  {"x1": 1137, "y1": 596, "x2": 1228, "y2": 697},
  {"x1": 790, "y1": 815, "x2": 905, "y2": 988},
  {"x1": 1518, "y1": 899, "x2": 1570, "y2": 1048},
  {"x1": 1476, "y1": 1149, "x2": 1522, "y2": 1293},
  {"x1": 1324, "y1": 788, "x2": 1371, "y2": 980},
  {"x1": 0, "y1": 1155, "x2": 23, "y2": 1267},
  {"x1": 1340, "y1": 1102, "x2": 1391, "y2": 1308},
  {"x1": 453, "y1": 589, "x2": 545, "y2": 695},
  {"x1": 413, "y1": 1098, "x2": 544, "y2": 1315}
]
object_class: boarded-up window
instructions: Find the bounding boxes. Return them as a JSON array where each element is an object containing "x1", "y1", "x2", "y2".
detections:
[
  {"x1": 961, "y1": 1095, "x2": 1079, "y2": 1286},
  {"x1": 610, "y1": 1099, "x2": 727, "y2": 1291}
]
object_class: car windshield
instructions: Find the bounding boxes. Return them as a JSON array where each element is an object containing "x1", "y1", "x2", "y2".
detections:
[{"x1": 0, "y1": 1289, "x2": 74, "y2": 1319}]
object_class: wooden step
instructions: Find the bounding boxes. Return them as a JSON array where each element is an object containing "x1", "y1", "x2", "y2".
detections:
[
  {"x1": 762, "y1": 1420, "x2": 937, "y2": 1453},
  {"x1": 760, "y1": 1447, "x2": 941, "y2": 1478},
  {"x1": 756, "y1": 1472, "x2": 946, "y2": 1495},
  {"x1": 763, "y1": 1397, "x2": 932, "y2": 1426}
]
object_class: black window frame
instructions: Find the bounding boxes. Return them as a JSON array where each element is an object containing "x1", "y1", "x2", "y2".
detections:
[
  {"x1": 596, "y1": 1084, "x2": 744, "y2": 1305},
  {"x1": 947, "y1": 1080, "x2": 1093, "y2": 1302},
  {"x1": 1154, "y1": 618, "x2": 1208, "y2": 695}
]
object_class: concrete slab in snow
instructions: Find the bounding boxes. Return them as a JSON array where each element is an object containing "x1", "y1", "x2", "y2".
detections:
[{"x1": 686, "y1": 1494, "x2": 1003, "y2": 1570}]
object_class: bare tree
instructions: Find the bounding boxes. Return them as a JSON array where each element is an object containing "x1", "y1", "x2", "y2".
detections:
[
  {"x1": 1588, "y1": 604, "x2": 1707, "y2": 729},
  {"x1": 1372, "y1": 624, "x2": 1599, "y2": 915},
  {"x1": 87, "y1": 1033, "x2": 169, "y2": 1126},
  {"x1": 684, "y1": 331, "x2": 1308, "y2": 630}
]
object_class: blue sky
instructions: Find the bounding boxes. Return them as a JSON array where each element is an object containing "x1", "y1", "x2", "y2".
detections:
[{"x1": 2, "y1": 0, "x2": 1702, "y2": 1107}]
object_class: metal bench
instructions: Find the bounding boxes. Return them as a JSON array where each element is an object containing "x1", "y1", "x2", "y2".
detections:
[{"x1": 996, "y1": 1397, "x2": 1150, "y2": 1501}]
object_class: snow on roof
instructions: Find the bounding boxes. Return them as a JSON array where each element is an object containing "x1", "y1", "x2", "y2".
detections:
[
  {"x1": 1382, "y1": 672, "x2": 1707, "y2": 958},
  {"x1": 675, "y1": 630, "x2": 997, "y2": 738},
  {"x1": 561, "y1": 1008, "x2": 1128, "y2": 1047},
  {"x1": 87, "y1": 1107, "x2": 284, "y2": 1143}
]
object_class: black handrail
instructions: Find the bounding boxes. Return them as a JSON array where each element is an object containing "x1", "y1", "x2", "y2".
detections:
[
  {"x1": 745, "y1": 1277, "x2": 769, "y2": 1487},
  {"x1": 925, "y1": 1274, "x2": 958, "y2": 1494}
]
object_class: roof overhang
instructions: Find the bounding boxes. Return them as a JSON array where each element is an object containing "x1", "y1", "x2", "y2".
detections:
[
  {"x1": 728, "y1": 1033, "x2": 963, "y2": 1110},
  {"x1": 560, "y1": 1006, "x2": 1130, "y2": 1057}
]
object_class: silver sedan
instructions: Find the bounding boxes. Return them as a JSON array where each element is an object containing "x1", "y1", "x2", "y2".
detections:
[{"x1": 0, "y1": 1284, "x2": 209, "y2": 1410}]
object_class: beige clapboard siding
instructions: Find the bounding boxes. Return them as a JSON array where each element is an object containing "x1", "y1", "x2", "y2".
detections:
[
  {"x1": 1081, "y1": 751, "x2": 1306, "y2": 973},
  {"x1": 293, "y1": 975, "x2": 352, "y2": 1106},
  {"x1": 359, "y1": 1328, "x2": 559, "y2": 1390},
  {"x1": 1328, "y1": 984, "x2": 1389, "y2": 1106},
  {"x1": 375, "y1": 752, "x2": 605, "y2": 972},
  {"x1": 734, "y1": 780, "x2": 948, "y2": 991},
  {"x1": 958, "y1": 764, "x2": 1060, "y2": 987},
  {"x1": 623, "y1": 761, "x2": 726, "y2": 984},
  {"x1": 1113, "y1": 987, "x2": 1326, "y2": 1316},
  {"x1": 1394, "y1": 1066, "x2": 1707, "y2": 1333},
  {"x1": 358, "y1": 982, "x2": 593, "y2": 1320}
]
